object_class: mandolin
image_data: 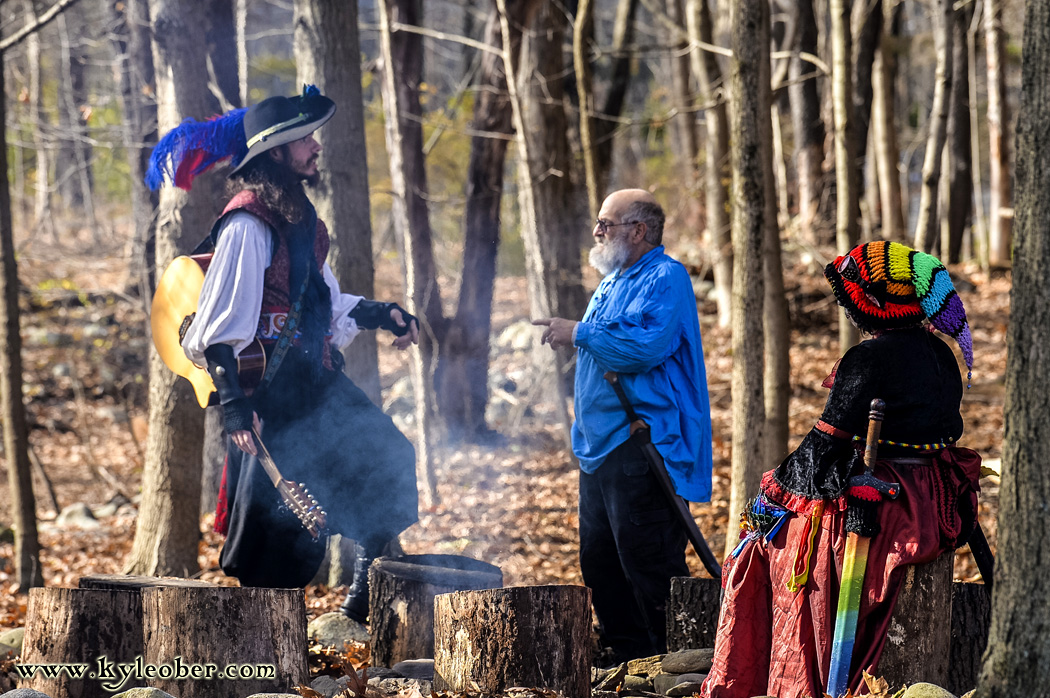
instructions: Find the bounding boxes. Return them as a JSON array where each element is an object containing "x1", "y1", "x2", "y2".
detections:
[
  {"x1": 151, "y1": 254, "x2": 329, "y2": 538},
  {"x1": 151, "y1": 254, "x2": 266, "y2": 408}
]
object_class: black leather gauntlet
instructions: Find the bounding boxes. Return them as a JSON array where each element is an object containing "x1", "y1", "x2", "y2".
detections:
[
  {"x1": 203, "y1": 344, "x2": 254, "y2": 434},
  {"x1": 349, "y1": 300, "x2": 418, "y2": 337}
]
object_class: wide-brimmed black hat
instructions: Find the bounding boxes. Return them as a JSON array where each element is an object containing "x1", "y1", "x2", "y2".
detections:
[{"x1": 229, "y1": 84, "x2": 336, "y2": 176}]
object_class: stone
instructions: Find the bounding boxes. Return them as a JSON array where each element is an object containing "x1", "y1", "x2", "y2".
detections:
[
  {"x1": 652, "y1": 673, "x2": 681, "y2": 694},
  {"x1": 361, "y1": 666, "x2": 401, "y2": 682},
  {"x1": 595, "y1": 663, "x2": 627, "y2": 691},
  {"x1": 55, "y1": 503, "x2": 100, "y2": 529},
  {"x1": 0, "y1": 627, "x2": 24, "y2": 655},
  {"x1": 392, "y1": 658, "x2": 434, "y2": 680},
  {"x1": 624, "y1": 674, "x2": 654, "y2": 690},
  {"x1": 961, "y1": 691, "x2": 975, "y2": 698},
  {"x1": 666, "y1": 680, "x2": 705, "y2": 697},
  {"x1": 110, "y1": 689, "x2": 178, "y2": 698},
  {"x1": 309, "y1": 674, "x2": 340, "y2": 698},
  {"x1": 307, "y1": 611, "x2": 370, "y2": 648},
  {"x1": 900, "y1": 683, "x2": 957, "y2": 698},
  {"x1": 674, "y1": 673, "x2": 707, "y2": 685},
  {"x1": 627, "y1": 655, "x2": 665, "y2": 677},
  {"x1": 0, "y1": 690, "x2": 53, "y2": 698},
  {"x1": 375, "y1": 677, "x2": 433, "y2": 695},
  {"x1": 661, "y1": 648, "x2": 714, "y2": 674}
]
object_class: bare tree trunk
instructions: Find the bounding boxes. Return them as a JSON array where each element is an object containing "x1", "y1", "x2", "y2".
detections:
[
  {"x1": 436, "y1": 4, "x2": 520, "y2": 440},
  {"x1": 56, "y1": 6, "x2": 95, "y2": 226},
  {"x1": 0, "y1": 48, "x2": 43, "y2": 592},
  {"x1": 788, "y1": 0, "x2": 827, "y2": 244},
  {"x1": 293, "y1": 0, "x2": 382, "y2": 405},
  {"x1": 495, "y1": 0, "x2": 575, "y2": 443},
  {"x1": 851, "y1": 0, "x2": 882, "y2": 185},
  {"x1": 763, "y1": 114, "x2": 789, "y2": 467},
  {"x1": 942, "y1": 0, "x2": 973, "y2": 264},
  {"x1": 574, "y1": 0, "x2": 598, "y2": 220},
  {"x1": 967, "y1": 6, "x2": 986, "y2": 266},
  {"x1": 668, "y1": 0, "x2": 699, "y2": 189},
  {"x1": 985, "y1": 0, "x2": 1012, "y2": 267},
  {"x1": 206, "y1": 0, "x2": 240, "y2": 109},
  {"x1": 25, "y1": 0, "x2": 53, "y2": 242},
  {"x1": 978, "y1": 0, "x2": 1050, "y2": 692},
  {"x1": 236, "y1": 0, "x2": 248, "y2": 107},
  {"x1": 377, "y1": 0, "x2": 443, "y2": 509},
  {"x1": 686, "y1": 0, "x2": 732, "y2": 327},
  {"x1": 108, "y1": 0, "x2": 159, "y2": 308},
  {"x1": 592, "y1": 0, "x2": 640, "y2": 198},
  {"x1": 913, "y1": 0, "x2": 954, "y2": 252},
  {"x1": 726, "y1": 0, "x2": 769, "y2": 559},
  {"x1": 513, "y1": 0, "x2": 587, "y2": 414},
  {"x1": 872, "y1": 0, "x2": 905, "y2": 242},
  {"x1": 831, "y1": 0, "x2": 859, "y2": 352},
  {"x1": 125, "y1": 0, "x2": 224, "y2": 577}
]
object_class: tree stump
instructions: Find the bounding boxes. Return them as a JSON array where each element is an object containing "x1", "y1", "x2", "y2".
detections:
[
  {"x1": 947, "y1": 581, "x2": 991, "y2": 696},
  {"x1": 140, "y1": 586, "x2": 308, "y2": 698},
  {"x1": 433, "y1": 585, "x2": 591, "y2": 698},
  {"x1": 666, "y1": 576, "x2": 722, "y2": 650},
  {"x1": 370, "y1": 554, "x2": 503, "y2": 666},
  {"x1": 877, "y1": 552, "x2": 953, "y2": 688},
  {"x1": 78, "y1": 573, "x2": 218, "y2": 591},
  {"x1": 20, "y1": 587, "x2": 144, "y2": 698}
]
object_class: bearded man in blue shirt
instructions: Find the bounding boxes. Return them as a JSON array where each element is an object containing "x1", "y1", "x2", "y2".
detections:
[{"x1": 534, "y1": 188, "x2": 713, "y2": 663}]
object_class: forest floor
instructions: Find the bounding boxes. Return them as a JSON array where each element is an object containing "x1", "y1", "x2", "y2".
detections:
[{"x1": 0, "y1": 230, "x2": 1009, "y2": 675}]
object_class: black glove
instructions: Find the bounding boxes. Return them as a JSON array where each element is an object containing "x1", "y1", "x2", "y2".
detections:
[
  {"x1": 349, "y1": 300, "x2": 418, "y2": 337},
  {"x1": 203, "y1": 344, "x2": 254, "y2": 434}
]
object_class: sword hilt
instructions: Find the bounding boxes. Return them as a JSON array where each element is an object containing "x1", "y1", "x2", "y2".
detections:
[{"x1": 850, "y1": 398, "x2": 900, "y2": 501}]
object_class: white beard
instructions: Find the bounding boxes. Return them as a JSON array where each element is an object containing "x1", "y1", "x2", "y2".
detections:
[{"x1": 589, "y1": 234, "x2": 631, "y2": 276}]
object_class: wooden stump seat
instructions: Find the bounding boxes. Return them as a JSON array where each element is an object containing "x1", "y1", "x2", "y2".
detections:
[
  {"x1": 369, "y1": 553, "x2": 502, "y2": 666},
  {"x1": 433, "y1": 584, "x2": 591, "y2": 698}
]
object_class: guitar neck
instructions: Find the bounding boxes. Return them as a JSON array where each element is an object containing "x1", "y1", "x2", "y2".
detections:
[{"x1": 251, "y1": 426, "x2": 284, "y2": 487}]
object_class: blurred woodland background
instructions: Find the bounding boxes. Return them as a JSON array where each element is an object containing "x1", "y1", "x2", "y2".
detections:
[{"x1": 0, "y1": 0, "x2": 1035, "y2": 678}]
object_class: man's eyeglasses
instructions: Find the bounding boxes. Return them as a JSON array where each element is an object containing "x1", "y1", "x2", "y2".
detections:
[{"x1": 595, "y1": 219, "x2": 637, "y2": 235}]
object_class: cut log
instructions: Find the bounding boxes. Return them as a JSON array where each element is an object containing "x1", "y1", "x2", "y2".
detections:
[
  {"x1": 877, "y1": 552, "x2": 953, "y2": 688},
  {"x1": 141, "y1": 586, "x2": 308, "y2": 698},
  {"x1": 369, "y1": 553, "x2": 503, "y2": 666},
  {"x1": 947, "y1": 581, "x2": 991, "y2": 696},
  {"x1": 433, "y1": 585, "x2": 591, "y2": 698},
  {"x1": 78, "y1": 573, "x2": 218, "y2": 590},
  {"x1": 666, "y1": 576, "x2": 722, "y2": 650},
  {"x1": 20, "y1": 587, "x2": 144, "y2": 698}
]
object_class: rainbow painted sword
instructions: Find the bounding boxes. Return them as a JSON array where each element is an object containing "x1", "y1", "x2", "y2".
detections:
[{"x1": 826, "y1": 399, "x2": 900, "y2": 698}]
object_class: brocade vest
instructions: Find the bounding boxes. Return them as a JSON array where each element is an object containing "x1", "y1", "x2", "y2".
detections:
[{"x1": 214, "y1": 190, "x2": 334, "y2": 368}]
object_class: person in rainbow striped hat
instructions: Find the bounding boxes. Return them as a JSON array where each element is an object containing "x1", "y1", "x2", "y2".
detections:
[{"x1": 701, "y1": 241, "x2": 982, "y2": 698}]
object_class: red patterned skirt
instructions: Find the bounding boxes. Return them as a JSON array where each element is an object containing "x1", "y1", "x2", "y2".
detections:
[{"x1": 700, "y1": 447, "x2": 981, "y2": 698}]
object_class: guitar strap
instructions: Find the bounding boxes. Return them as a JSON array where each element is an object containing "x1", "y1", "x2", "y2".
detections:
[{"x1": 257, "y1": 272, "x2": 310, "y2": 392}]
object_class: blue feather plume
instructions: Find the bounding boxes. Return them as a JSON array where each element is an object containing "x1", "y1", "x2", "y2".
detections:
[{"x1": 145, "y1": 107, "x2": 248, "y2": 191}]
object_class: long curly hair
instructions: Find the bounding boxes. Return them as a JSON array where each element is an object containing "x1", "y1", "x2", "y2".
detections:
[{"x1": 226, "y1": 147, "x2": 310, "y2": 225}]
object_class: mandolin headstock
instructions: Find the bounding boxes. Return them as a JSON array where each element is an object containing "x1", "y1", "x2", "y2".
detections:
[{"x1": 276, "y1": 479, "x2": 329, "y2": 539}]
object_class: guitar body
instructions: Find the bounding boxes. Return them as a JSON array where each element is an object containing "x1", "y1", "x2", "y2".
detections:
[{"x1": 152, "y1": 254, "x2": 266, "y2": 408}]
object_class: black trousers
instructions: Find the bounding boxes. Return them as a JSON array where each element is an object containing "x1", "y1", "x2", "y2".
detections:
[{"x1": 579, "y1": 438, "x2": 689, "y2": 660}]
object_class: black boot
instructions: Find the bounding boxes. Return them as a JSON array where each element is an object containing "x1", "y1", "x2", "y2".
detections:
[{"x1": 339, "y1": 540, "x2": 384, "y2": 623}]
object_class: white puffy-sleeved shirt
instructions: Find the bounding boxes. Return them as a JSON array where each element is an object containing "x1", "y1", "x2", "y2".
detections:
[{"x1": 181, "y1": 211, "x2": 364, "y2": 365}]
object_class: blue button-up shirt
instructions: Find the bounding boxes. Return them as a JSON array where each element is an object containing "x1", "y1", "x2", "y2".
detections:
[{"x1": 571, "y1": 246, "x2": 713, "y2": 502}]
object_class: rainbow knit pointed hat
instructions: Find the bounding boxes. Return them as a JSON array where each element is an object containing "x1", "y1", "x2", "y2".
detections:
[{"x1": 825, "y1": 240, "x2": 973, "y2": 378}]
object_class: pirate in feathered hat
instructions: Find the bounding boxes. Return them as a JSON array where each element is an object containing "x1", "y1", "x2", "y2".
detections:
[
  {"x1": 147, "y1": 86, "x2": 421, "y2": 624},
  {"x1": 701, "y1": 241, "x2": 983, "y2": 698}
]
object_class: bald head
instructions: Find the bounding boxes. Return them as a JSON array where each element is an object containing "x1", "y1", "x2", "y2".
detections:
[{"x1": 598, "y1": 188, "x2": 665, "y2": 247}]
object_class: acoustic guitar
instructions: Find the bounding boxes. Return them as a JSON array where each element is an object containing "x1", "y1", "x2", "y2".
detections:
[
  {"x1": 151, "y1": 254, "x2": 266, "y2": 409},
  {"x1": 151, "y1": 254, "x2": 329, "y2": 539}
]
